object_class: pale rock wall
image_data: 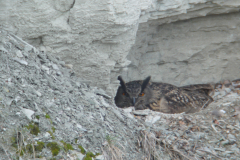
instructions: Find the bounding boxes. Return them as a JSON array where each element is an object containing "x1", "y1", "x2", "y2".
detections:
[
  {"x1": 1, "y1": 0, "x2": 240, "y2": 95},
  {"x1": 123, "y1": 0, "x2": 240, "y2": 86},
  {"x1": 0, "y1": 0, "x2": 152, "y2": 95}
]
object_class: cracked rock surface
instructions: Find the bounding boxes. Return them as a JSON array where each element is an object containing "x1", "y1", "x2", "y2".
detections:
[
  {"x1": 1, "y1": 30, "x2": 240, "y2": 160},
  {"x1": 0, "y1": 30, "x2": 146, "y2": 160}
]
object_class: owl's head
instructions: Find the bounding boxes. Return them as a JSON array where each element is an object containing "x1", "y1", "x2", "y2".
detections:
[{"x1": 114, "y1": 76, "x2": 151, "y2": 108}]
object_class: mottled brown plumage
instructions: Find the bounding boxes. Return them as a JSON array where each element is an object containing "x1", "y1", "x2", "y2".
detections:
[{"x1": 115, "y1": 76, "x2": 213, "y2": 114}]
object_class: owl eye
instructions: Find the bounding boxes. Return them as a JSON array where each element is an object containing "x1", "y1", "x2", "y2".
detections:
[
  {"x1": 139, "y1": 93, "x2": 145, "y2": 96},
  {"x1": 122, "y1": 93, "x2": 126, "y2": 96}
]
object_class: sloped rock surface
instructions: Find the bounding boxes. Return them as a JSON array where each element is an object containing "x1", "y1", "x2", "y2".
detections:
[
  {"x1": 0, "y1": 30, "x2": 146, "y2": 159},
  {"x1": 1, "y1": 30, "x2": 240, "y2": 160}
]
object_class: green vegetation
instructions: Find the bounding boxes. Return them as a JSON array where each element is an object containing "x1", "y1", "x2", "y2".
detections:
[
  {"x1": 83, "y1": 152, "x2": 101, "y2": 160},
  {"x1": 60, "y1": 140, "x2": 73, "y2": 152},
  {"x1": 35, "y1": 141, "x2": 45, "y2": 151},
  {"x1": 78, "y1": 145, "x2": 86, "y2": 154},
  {"x1": 36, "y1": 115, "x2": 40, "y2": 119},
  {"x1": 84, "y1": 156, "x2": 92, "y2": 160},
  {"x1": 106, "y1": 134, "x2": 116, "y2": 145},
  {"x1": 25, "y1": 122, "x2": 40, "y2": 135},
  {"x1": 11, "y1": 136, "x2": 17, "y2": 148},
  {"x1": 83, "y1": 152, "x2": 98, "y2": 160},
  {"x1": 45, "y1": 114, "x2": 51, "y2": 119},
  {"x1": 52, "y1": 126, "x2": 56, "y2": 133},
  {"x1": 48, "y1": 131, "x2": 55, "y2": 140},
  {"x1": 26, "y1": 144, "x2": 34, "y2": 154},
  {"x1": 47, "y1": 142, "x2": 60, "y2": 156}
]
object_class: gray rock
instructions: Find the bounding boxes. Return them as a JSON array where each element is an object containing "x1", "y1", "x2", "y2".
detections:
[
  {"x1": 95, "y1": 155, "x2": 104, "y2": 160},
  {"x1": 133, "y1": 110, "x2": 150, "y2": 116},
  {"x1": 12, "y1": 57, "x2": 28, "y2": 65}
]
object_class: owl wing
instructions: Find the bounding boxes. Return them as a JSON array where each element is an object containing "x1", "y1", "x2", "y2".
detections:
[
  {"x1": 180, "y1": 84, "x2": 214, "y2": 95},
  {"x1": 148, "y1": 87, "x2": 213, "y2": 114}
]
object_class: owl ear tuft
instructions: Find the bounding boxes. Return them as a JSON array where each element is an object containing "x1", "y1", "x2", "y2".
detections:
[
  {"x1": 118, "y1": 76, "x2": 127, "y2": 92},
  {"x1": 141, "y1": 76, "x2": 151, "y2": 92}
]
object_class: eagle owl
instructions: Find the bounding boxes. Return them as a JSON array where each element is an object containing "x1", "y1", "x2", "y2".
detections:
[{"x1": 114, "y1": 76, "x2": 213, "y2": 114}]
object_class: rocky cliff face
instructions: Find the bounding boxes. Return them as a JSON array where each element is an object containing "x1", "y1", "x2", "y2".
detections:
[{"x1": 1, "y1": 0, "x2": 240, "y2": 95}]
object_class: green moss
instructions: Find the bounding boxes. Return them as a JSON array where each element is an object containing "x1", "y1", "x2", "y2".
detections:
[
  {"x1": 26, "y1": 144, "x2": 33, "y2": 154},
  {"x1": 52, "y1": 127, "x2": 56, "y2": 133},
  {"x1": 36, "y1": 115, "x2": 40, "y2": 119},
  {"x1": 45, "y1": 114, "x2": 51, "y2": 119},
  {"x1": 45, "y1": 114, "x2": 53, "y2": 124},
  {"x1": 78, "y1": 145, "x2": 86, "y2": 154},
  {"x1": 95, "y1": 153, "x2": 100, "y2": 156},
  {"x1": 35, "y1": 141, "x2": 45, "y2": 151},
  {"x1": 47, "y1": 142, "x2": 60, "y2": 156},
  {"x1": 83, "y1": 152, "x2": 101, "y2": 159},
  {"x1": 11, "y1": 136, "x2": 17, "y2": 148},
  {"x1": 16, "y1": 149, "x2": 24, "y2": 156},
  {"x1": 75, "y1": 138, "x2": 78, "y2": 144},
  {"x1": 83, "y1": 156, "x2": 92, "y2": 160},
  {"x1": 60, "y1": 140, "x2": 73, "y2": 152},
  {"x1": 20, "y1": 149, "x2": 24, "y2": 156},
  {"x1": 83, "y1": 152, "x2": 97, "y2": 160},
  {"x1": 106, "y1": 134, "x2": 116, "y2": 145},
  {"x1": 26, "y1": 122, "x2": 40, "y2": 136},
  {"x1": 47, "y1": 131, "x2": 55, "y2": 140},
  {"x1": 86, "y1": 152, "x2": 95, "y2": 157},
  {"x1": 49, "y1": 158, "x2": 56, "y2": 160},
  {"x1": 36, "y1": 155, "x2": 43, "y2": 158}
]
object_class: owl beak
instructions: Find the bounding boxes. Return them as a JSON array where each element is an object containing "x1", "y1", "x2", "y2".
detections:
[{"x1": 132, "y1": 97, "x2": 136, "y2": 106}]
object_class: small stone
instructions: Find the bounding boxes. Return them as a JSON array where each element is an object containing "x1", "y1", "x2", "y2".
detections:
[
  {"x1": 16, "y1": 50, "x2": 23, "y2": 58},
  {"x1": 13, "y1": 57, "x2": 28, "y2": 65},
  {"x1": 212, "y1": 109, "x2": 225, "y2": 117},
  {"x1": 145, "y1": 115, "x2": 161, "y2": 124},
  {"x1": 35, "y1": 90, "x2": 42, "y2": 97},
  {"x1": 59, "y1": 61, "x2": 65, "y2": 66},
  {"x1": 24, "y1": 44, "x2": 33, "y2": 53},
  {"x1": 221, "y1": 140, "x2": 230, "y2": 145},
  {"x1": 76, "y1": 152, "x2": 85, "y2": 160},
  {"x1": 44, "y1": 132, "x2": 51, "y2": 137},
  {"x1": 226, "y1": 125, "x2": 235, "y2": 130},
  {"x1": 21, "y1": 108, "x2": 35, "y2": 120},
  {"x1": 213, "y1": 91, "x2": 220, "y2": 97},
  {"x1": 133, "y1": 109, "x2": 150, "y2": 116},
  {"x1": 94, "y1": 88, "x2": 111, "y2": 99},
  {"x1": 225, "y1": 88, "x2": 231, "y2": 93},
  {"x1": 122, "y1": 107, "x2": 134, "y2": 113},
  {"x1": 0, "y1": 44, "x2": 8, "y2": 53},
  {"x1": 41, "y1": 65, "x2": 50, "y2": 74},
  {"x1": 76, "y1": 124, "x2": 87, "y2": 131},
  {"x1": 95, "y1": 155, "x2": 104, "y2": 160},
  {"x1": 22, "y1": 51, "x2": 28, "y2": 57},
  {"x1": 214, "y1": 148, "x2": 226, "y2": 152},
  {"x1": 223, "y1": 151, "x2": 234, "y2": 156},
  {"x1": 39, "y1": 46, "x2": 46, "y2": 53},
  {"x1": 56, "y1": 71, "x2": 62, "y2": 76},
  {"x1": 5, "y1": 99, "x2": 13, "y2": 106},
  {"x1": 222, "y1": 102, "x2": 232, "y2": 107},
  {"x1": 112, "y1": 109, "x2": 124, "y2": 122},
  {"x1": 228, "y1": 134, "x2": 236, "y2": 140},
  {"x1": 99, "y1": 96, "x2": 110, "y2": 107},
  {"x1": 65, "y1": 64, "x2": 73, "y2": 69},
  {"x1": 52, "y1": 64, "x2": 59, "y2": 70},
  {"x1": 46, "y1": 46, "x2": 52, "y2": 52}
]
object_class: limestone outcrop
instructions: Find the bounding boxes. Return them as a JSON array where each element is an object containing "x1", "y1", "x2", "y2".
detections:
[{"x1": 1, "y1": 0, "x2": 240, "y2": 95}]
